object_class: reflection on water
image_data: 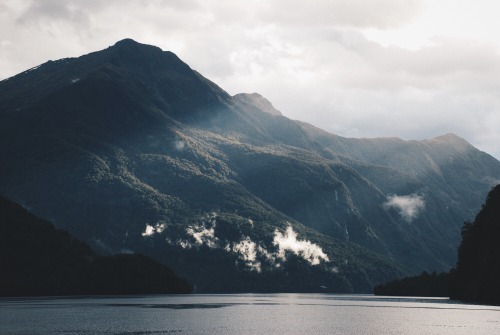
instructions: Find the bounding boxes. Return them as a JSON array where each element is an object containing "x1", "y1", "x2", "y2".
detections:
[{"x1": 1, "y1": 294, "x2": 499, "y2": 334}]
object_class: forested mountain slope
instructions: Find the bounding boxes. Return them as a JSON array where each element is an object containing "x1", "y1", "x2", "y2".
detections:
[{"x1": 1, "y1": 39, "x2": 499, "y2": 292}]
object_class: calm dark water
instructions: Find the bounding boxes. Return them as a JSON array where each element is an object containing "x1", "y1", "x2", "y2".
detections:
[{"x1": 1, "y1": 294, "x2": 499, "y2": 334}]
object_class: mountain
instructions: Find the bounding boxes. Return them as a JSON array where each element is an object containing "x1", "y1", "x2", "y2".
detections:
[
  {"x1": 1, "y1": 39, "x2": 499, "y2": 292},
  {"x1": 0, "y1": 195, "x2": 191, "y2": 296},
  {"x1": 233, "y1": 92, "x2": 282, "y2": 116},
  {"x1": 373, "y1": 271, "x2": 450, "y2": 297},
  {"x1": 450, "y1": 184, "x2": 500, "y2": 304}
]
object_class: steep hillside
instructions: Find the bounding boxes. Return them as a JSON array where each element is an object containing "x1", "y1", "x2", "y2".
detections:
[{"x1": 1, "y1": 39, "x2": 499, "y2": 292}]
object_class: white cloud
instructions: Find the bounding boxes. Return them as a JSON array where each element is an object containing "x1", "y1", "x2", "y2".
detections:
[
  {"x1": 178, "y1": 240, "x2": 193, "y2": 249},
  {"x1": 232, "y1": 237, "x2": 262, "y2": 272},
  {"x1": 273, "y1": 226, "x2": 330, "y2": 265},
  {"x1": 141, "y1": 222, "x2": 166, "y2": 237},
  {"x1": 166, "y1": 214, "x2": 220, "y2": 248},
  {"x1": 186, "y1": 224, "x2": 217, "y2": 247},
  {"x1": 183, "y1": 212, "x2": 219, "y2": 247},
  {"x1": 259, "y1": 0, "x2": 424, "y2": 29},
  {"x1": 232, "y1": 237, "x2": 257, "y2": 261},
  {"x1": 142, "y1": 224, "x2": 155, "y2": 237},
  {"x1": 384, "y1": 193, "x2": 425, "y2": 222},
  {"x1": 163, "y1": 215, "x2": 331, "y2": 271},
  {"x1": 174, "y1": 140, "x2": 186, "y2": 151},
  {"x1": 257, "y1": 245, "x2": 276, "y2": 264}
]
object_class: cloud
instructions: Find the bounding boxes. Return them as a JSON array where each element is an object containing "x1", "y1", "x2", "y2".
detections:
[
  {"x1": 259, "y1": 0, "x2": 424, "y2": 29},
  {"x1": 141, "y1": 222, "x2": 166, "y2": 237},
  {"x1": 273, "y1": 226, "x2": 330, "y2": 265},
  {"x1": 16, "y1": 0, "x2": 91, "y2": 28},
  {"x1": 232, "y1": 237, "x2": 262, "y2": 272},
  {"x1": 384, "y1": 193, "x2": 425, "y2": 222},
  {"x1": 173, "y1": 140, "x2": 186, "y2": 151},
  {"x1": 183, "y1": 212, "x2": 219, "y2": 247},
  {"x1": 186, "y1": 224, "x2": 217, "y2": 247},
  {"x1": 178, "y1": 240, "x2": 193, "y2": 249},
  {"x1": 163, "y1": 214, "x2": 331, "y2": 271},
  {"x1": 165, "y1": 214, "x2": 220, "y2": 249},
  {"x1": 232, "y1": 238, "x2": 257, "y2": 261}
]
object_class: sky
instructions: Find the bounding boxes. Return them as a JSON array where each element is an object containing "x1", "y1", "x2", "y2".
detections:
[{"x1": 1, "y1": 0, "x2": 499, "y2": 159}]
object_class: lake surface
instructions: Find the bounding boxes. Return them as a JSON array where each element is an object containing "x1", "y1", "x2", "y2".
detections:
[{"x1": 1, "y1": 294, "x2": 499, "y2": 334}]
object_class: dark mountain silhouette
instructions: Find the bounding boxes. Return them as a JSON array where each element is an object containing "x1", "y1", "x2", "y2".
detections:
[
  {"x1": 450, "y1": 184, "x2": 500, "y2": 304},
  {"x1": 1, "y1": 39, "x2": 499, "y2": 292},
  {"x1": 373, "y1": 271, "x2": 450, "y2": 297},
  {"x1": 0, "y1": 195, "x2": 191, "y2": 296}
]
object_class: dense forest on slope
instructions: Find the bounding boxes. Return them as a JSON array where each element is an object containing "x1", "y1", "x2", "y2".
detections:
[{"x1": 0, "y1": 196, "x2": 191, "y2": 296}]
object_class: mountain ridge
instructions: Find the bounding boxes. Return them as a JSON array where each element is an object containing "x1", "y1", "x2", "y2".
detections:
[{"x1": 1, "y1": 39, "x2": 499, "y2": 292}]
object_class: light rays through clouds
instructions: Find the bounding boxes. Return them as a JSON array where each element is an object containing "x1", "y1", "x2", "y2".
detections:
[{"x1": 1, "y1": 0, "x2": 500, "y2": 159}]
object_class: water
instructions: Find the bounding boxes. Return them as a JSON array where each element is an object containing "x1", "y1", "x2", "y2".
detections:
[{"x1": 1, "y1": 294, "x2": 499, "y2": 335}]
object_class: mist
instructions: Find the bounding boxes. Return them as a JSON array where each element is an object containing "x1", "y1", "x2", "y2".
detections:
[
  {"x1": 273, "y1": 226, "x2": 330, "y2": 265},
  {"x1": 384, "y1": 193, "x2": 425, "y2": 222}
]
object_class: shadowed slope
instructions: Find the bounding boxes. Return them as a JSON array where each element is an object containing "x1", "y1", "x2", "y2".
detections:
[{"x1": 0, "y1": 196, "x2": 191, "y2": 296}]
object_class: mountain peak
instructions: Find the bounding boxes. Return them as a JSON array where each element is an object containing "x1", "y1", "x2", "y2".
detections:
[
  {"x1": 0, "y1": 38, "x2": 232, "y2": 123},
  {"x1": 104, "y1": 38, "x2": 181, "y2": 71},
  {"x1": 233, "y1": 92, "x2": 282, "y2": 116},
  {"x1": 114, "y1": 38, "x2": 141, "y2": 47},
  {"x1": 111, "y1": 38, "x2": 163, "y2": 54},
  {"x1": 426, "y1": 133, "x2": 472, "y2": 148},
  {"x1": 433, "y1": 133, "x2": 465, "y2": 142}
]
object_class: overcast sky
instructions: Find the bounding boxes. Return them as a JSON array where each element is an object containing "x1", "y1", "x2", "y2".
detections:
[{"x1": 1, "y1": 0, "x2": 499, "y2": 159}]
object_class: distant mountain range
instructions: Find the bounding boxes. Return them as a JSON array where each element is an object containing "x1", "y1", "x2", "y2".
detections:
[{"x1": 1, "y1": 39, "x2": 499, "y2": 293}]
